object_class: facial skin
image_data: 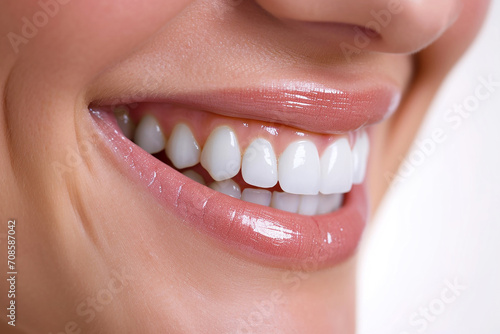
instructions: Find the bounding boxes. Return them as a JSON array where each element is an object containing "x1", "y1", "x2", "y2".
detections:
[{"x1": 0, "y1": 0, "x2": 489, "y2": 333}]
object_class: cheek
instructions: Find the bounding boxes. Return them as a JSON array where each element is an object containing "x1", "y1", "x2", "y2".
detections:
[{"x1": 1, "y1": 1, "x2": 196, "y2": 201}]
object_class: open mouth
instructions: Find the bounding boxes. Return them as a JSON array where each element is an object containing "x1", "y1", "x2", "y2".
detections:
[{"x1": 89, "y1": 84, "x2": 399, "y2": 268}]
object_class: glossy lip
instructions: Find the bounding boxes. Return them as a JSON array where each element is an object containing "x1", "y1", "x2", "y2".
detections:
[
  {"x1": 93, "y1": 81, "x2": 401, "y2": 134},
  {"x1": 89, "y1": 82, "x2": 392, "y2": 268},
  {"x1": 90, "y1": 106, "x2": 370, "y2": 269}
]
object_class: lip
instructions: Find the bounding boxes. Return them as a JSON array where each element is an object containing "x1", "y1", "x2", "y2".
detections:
[
  {"x1": 93, "y1": 81, "x2": 401, "y2": 134},
  {"x1": 90, "y1": 98, "x2": 371, "y2": 269}
]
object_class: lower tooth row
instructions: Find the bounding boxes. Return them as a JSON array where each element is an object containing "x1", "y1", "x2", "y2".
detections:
[{"x1": 181, "y1": 174, "x2": 343, "y2": 216}]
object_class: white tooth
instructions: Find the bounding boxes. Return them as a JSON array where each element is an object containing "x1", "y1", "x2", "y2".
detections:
[
  {"x1": 166, "y1": 123, "x2": 201, "y2": 169},
  {"x1": 200, "y1": 126, "x2": 241, "y2": 181},
  {"x1": 352, "y1": 131, "x2": 370, "y2": 184},
  {"x1": 182, "y1": 170, "x2": 205, "y2": 185},
  {"x1": 317, "y1": 194, "x2": 344, "y2": 215},
  {"x1": 320, "y1": 138, "x2": 353, "y2": 194},
  {"x1": 134, "y1": 115, "x2": 165, "y2": 154},
  {"x1": 209, "y1": 179, "x2": 241, "y2": 199},
  {"x1": 113, "y1": 106, "x2": 136, "y2": 140},
  {"x1": 242, "y1": 138, "x2": 278, "y2": 188},
  {"x1": 241, "y1": 188, "x2": 272, "y2": 206},
  {"x1": 271, "y1": 191, "x2": 300, "y2": 213},
  {"x1": 278, "y1": 140, "x2": 321, "y2": 195},
  {"x1": 298, "y1": 195, "x2": 319, "y2": 216}
]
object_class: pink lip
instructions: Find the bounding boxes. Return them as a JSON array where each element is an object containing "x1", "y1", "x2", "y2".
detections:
[
  {"x1": 89, "y1": 82, "x2": 395, "y2": 268},
  {"x1": 99, "y1": 82, "x2": 401, "y2": 134}
]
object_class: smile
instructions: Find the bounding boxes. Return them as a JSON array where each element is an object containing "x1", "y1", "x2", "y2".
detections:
[{"x1": 90, "y1": 83, "x2": 400, "y2": 268}]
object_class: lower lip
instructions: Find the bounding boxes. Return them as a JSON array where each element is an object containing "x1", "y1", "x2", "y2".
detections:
[{"x1": 91, "y1": 110, "x2": 368, "y2": 269}]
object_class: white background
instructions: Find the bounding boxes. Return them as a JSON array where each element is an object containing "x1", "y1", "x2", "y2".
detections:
[{"x1": 357, "y1": 2, "x2": 500, "y2": 334}]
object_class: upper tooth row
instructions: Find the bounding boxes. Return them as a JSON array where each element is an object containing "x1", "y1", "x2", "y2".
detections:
[{"x1": 129, "y1": 114, "x2": 369, "y2": 195}]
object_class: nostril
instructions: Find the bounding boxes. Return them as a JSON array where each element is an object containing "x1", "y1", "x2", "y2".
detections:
[
  {"x1": 296, "y1": 21, "x2": 382, "y2": 40},
  {"x1": 254, "y1": 0, "x2": 463, "y2": 54}
]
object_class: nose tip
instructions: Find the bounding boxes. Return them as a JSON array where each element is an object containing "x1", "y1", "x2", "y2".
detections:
[{"x1": 254, "y1": 0, "x2": 463, "y2": 54}]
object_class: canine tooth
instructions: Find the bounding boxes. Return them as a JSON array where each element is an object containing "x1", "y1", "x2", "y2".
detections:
[
  {"x1": 242, "y1": 138, "x2": 278, "y2": 188},
  {"x1": 134, "y1": 115, "x2": 165, "y2": 154},
  {"x1": 113, "y1": 106, "x2": 135, "y2": 139},
  {"x1": 182, "y1": 170, "x2": 205, "y2": 185},
  {"x1": 166, "y1": 123, "x2": 200, "y2": 169},
  {"x1": 200, "y1": 126, "x2": 241, "y2": 181},
  {"x1": 278, "y1": 140, "x2": 321, "y2": 195},
  {"x1": 209, "y1": 179, "x2": 241, "y2": 199},
  {"x1": 352, "y1": 131, "x2": 370, "y2": 184},
  {"x1": 320, "y1": 138, "x2": 353, "y2": 194},
  {"x1": 298, "y1": 195, "x2": 319, "y2": 216},
  {"x1": 317, "y1": 194, "x2": 343, "y2": 215},
  {"x1": 271, "y1": 191, "x2": 300, "y2": 213},
  {"x1": 241, "y1": 188, "x2": 272, "y2": 206}
]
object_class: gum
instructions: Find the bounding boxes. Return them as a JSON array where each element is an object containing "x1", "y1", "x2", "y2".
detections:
[{"x1": 122, "y1": 102, "x2": 362, "y2": 157}]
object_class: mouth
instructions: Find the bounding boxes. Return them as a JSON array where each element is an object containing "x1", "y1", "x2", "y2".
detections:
[{"x1": 89, "y1": 83, "x2": 399, "y2": 269}]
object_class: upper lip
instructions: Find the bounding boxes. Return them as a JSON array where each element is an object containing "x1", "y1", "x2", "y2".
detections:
[{"x1": 90, "y1": 81, "x2": 401, "y2": 135}]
